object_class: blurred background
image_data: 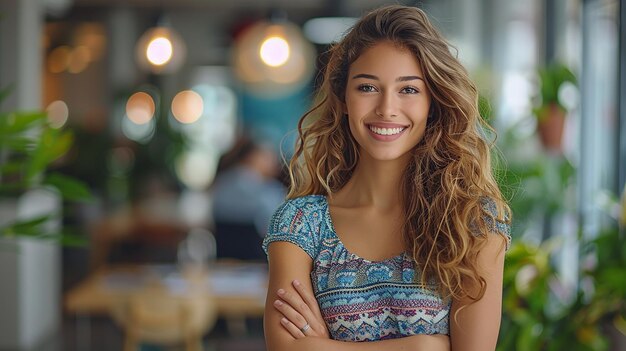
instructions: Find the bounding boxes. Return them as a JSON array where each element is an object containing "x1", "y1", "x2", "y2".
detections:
[{"x1": 0, "y1": 0, "x2": 624, "y2": 350}]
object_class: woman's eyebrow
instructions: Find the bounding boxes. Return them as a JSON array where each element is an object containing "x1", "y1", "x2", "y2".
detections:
[
  {"x1": 396, "y1": 75, "x2": 423, "y2": 82},
  {"x1": 351, "y1": 73, "x2": 424, "y2": 82}
]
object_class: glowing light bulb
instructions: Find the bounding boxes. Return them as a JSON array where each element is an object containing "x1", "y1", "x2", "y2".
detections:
[
  {"x1": 126, "y1": 92, "x2": 155, "y2": 125},
  {"x1": 171, "y1": 90, "x2": 204, "y2": 124},
  {"x1": 146, "y1": 37, "x2": 173, "y2": 66},
  {"x1": 136, "y1": 26, "x2": 186, "y2": 74},
  {"x1": 260, "y1": 36, "x2": 290, "y2": 67},
  {"x1": 233, "y1": 20, "x2": 316, "y2": 97}
]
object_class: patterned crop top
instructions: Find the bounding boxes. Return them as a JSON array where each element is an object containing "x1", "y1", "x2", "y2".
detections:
[{"x1": 262, "y1": 195, "x2": 510, "y2": 342}]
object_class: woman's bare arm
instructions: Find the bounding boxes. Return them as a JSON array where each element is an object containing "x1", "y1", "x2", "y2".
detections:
[
  {"x1": 265, "y1": 242, "x2": 450, "y2": 351},
  {"x1": 450, "y1": 234, "x2": 507, "y2": 351}
]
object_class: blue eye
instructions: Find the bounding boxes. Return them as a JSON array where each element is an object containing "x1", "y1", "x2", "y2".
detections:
[
  {"x1": 400, "y1": 86, "x2": 419, "y2": 94},
  {"x1": 357, "y1": 84, "x2": 377, "y2": 93}
]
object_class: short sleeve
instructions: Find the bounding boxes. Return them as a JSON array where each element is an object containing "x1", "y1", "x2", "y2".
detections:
[
  {"x1": 262, "y1": 199, "x2": 319, "y2": 260},
  {"x1": 478, "y1": 197, "x2": 512, "y2": 250}
]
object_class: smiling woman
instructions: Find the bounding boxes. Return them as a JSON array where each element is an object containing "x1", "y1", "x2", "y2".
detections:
[
  {"x1": 345, "y1": 41, "x2": 431, "y2": 162},
  {"x1": 262, "y1": 5, "x2": 511, "y2": 351}
]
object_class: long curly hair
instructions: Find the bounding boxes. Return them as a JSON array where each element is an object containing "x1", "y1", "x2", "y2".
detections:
[{"x1": 287, "y1": 5, "x2": 511, "y2": 304}]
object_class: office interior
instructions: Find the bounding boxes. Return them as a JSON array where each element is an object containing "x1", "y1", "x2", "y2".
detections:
[{"x1": 0, "y1": 0, "x2": 625, "y2": 350}]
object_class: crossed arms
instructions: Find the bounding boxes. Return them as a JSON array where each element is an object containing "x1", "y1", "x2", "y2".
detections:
[{"x1": 264, "y1": 233, "x2": 506, "y2": 351}]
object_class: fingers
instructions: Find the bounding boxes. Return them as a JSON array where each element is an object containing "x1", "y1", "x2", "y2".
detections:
[
  {"x1": 280, "y1": 317, "x2": 305, "y2": 339},
  {"x1": 273, "y1": 298, "x2": 309, "y2": 332},
  {"x1": 292, "y1": 280, "x2": 326, "y2": 322},
  {"x1": 277, "y1": 288, "x2": 317, "y2": 325},
  {"x1": 292, "y1": 280, "x2": 329, "y2": 338},
  {"x1": 275, "y1": 283, "x2": 329, "y2": 338},
  {"x1": 292, "y1": 280, "x2": 321, "y2": 315}
]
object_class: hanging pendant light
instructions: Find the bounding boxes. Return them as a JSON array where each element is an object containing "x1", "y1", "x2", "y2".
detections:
[
  {"x1": 135, "y1": 17, "x2": 186, "y2": 74},
  {"x1": 232, "y1": 16, "x2": 316, "y2": 97}
]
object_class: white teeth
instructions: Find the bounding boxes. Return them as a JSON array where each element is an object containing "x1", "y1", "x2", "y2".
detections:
[{"x1": 368, "y1": 126, "x2": 405, "y2": 136}]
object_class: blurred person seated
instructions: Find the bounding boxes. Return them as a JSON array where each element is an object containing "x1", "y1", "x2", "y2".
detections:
[{"x1": 211, "y1": 135, "x2": 286, "y2": 261}]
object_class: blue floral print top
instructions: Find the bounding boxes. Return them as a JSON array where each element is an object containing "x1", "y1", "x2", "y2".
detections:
[{"x1": 263, "y1": 195, "x2": 510, "y2": 342}]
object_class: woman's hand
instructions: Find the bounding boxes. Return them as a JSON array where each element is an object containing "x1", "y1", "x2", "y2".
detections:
[{"x1": 273, "y1": 279, "x2": 330, "y2": 339}]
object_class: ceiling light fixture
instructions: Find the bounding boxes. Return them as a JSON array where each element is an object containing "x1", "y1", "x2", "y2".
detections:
[{"x1": 135, "y1": 17, "x2": 186, "y2": 74}]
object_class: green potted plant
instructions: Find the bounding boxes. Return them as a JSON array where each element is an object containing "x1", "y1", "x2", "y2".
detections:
[
  {"x1": 498, "y1": 239, "x2": 609, "y2": 351},
  {"x1": 585, "y1": 186, "x2": 626, "y2": 349},
  {"x1": 0, "y1": 86, "x2": 91, "y2": 241},
  {"x1": 498, "y1": 186, "x2": 626, "y2": 351},
  {"x1": 532, "y1": 63, "x2": 577, "y2": 153},
  {"x1": 0, "y1": 86, "x2": 92, "y2": 349}
]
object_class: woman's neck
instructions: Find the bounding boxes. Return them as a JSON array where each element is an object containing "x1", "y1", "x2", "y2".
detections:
[{"x1": 333, "y1": 154, "x2": 409, "y2": 210}]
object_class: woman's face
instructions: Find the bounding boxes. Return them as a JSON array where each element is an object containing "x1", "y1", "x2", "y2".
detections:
[{"x1": 344, "y1": 41, "x2": 431, "y2": 164}]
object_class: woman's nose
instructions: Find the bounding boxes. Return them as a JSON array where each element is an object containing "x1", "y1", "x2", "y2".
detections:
[{"x1": 375, "y1": 92, "x2": 399, "y2": 118}]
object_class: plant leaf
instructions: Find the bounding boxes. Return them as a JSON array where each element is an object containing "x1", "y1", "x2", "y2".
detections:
[
  {"x1": 24, "y1": 129, "x2": 73, "y2": 182},
  {"x1": 0, "y1": 160, "x2": 24, "y2": 175},
  {"x1": 0, "y1": 135, "x2": 38, "y2": 152},
  {"x1": 44, "y1": 172, "x2": 93, "y2": 202},
  {"x1": 0, "y1": 111, "x2": 46, "y2": 135},
  {"x1": 44, "y1": 130, "x2": 74, "y2": 163},
  {"x1": 58, "y1": 232, "x2": 88, "y2": 247},
  {"x1": 0, "y1": 215, "x2": 51, "y2": 237}
]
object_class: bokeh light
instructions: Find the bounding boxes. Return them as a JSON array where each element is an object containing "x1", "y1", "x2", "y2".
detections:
[
  {"x1": 67, "y1": 45, "x2": 91, "y2": 73},
  {"x1": 171, "y1": 90, "x2": 203, "y2": 124},
  {"x1": 232, "y1": 20, "x2": 316, "y2": 97},
  {"x1": 179, "y1": 84, "x2": 237, "y2": 153},
  {"x1": 146, "y1": 37, "x2": 173, "y2": 66},
  {"x1": 136, "y1": 27, "x2": 186, "y2": 74},
  {"x1": 121, "y1": 115, "x2": 155, "y2": 143},
  {"x1": 48, "y1": 46, "x2": 71, "y2": 73},
  {"x1": 175, "y1": 148, "x2": 219, "y2": 191},
  {"x1": 46, "y1": 100, "x2": 69, "y2": 129},
  {"x1": 126, "y1": 92, "x2": 156, "y2": 125},
  {"x1": 558, "y1": 81, "x2": 579, "y2": 111},
  {"x1": 260, "y1": 36, "x2": 290, "y2": 67},
  {"x1": 47, "y1": 23, "x2": 105, "y2": 75}
]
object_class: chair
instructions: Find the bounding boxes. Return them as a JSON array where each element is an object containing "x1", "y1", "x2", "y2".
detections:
[
  {"x1": 111, "y1": 285, "x2": 217, "y2": 351},
  {"x1": 213, "y1": 221, "x2": 265, "y2": 261}
]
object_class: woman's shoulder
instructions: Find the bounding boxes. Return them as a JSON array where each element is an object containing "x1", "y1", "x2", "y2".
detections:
[
  {"x1": 264, "y1": 194, "x2": 328, "y2": 259},
  {"x1": 273, "y1": 194, "x2": 327, "y2": 218},
  {"x1": 478, "y1": 196, "x2": 510, "y2": 222},
  {"x1": 476, "y1": 196, "x2": 512, "y2": 248},
  {"x1": 269, "y1": 194, "x2": 328, "y2": 229}
]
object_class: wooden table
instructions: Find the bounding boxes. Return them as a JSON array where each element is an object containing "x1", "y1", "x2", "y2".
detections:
[
  {"x1": 65, "y1": 261, "x2": 268, "y2": 349},
  {"x1": 66, "y1": 262, "x2": 267, "y2": 316}
]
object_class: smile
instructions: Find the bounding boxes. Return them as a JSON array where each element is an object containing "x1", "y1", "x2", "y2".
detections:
[{"x1": 368, "y1": 125, "x2": 406, "y2": 136}]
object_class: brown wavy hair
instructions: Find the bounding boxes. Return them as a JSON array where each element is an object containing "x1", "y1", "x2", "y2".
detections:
[{"x1": 287, "y1": 5, "x2": 511, "y2": 304}]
